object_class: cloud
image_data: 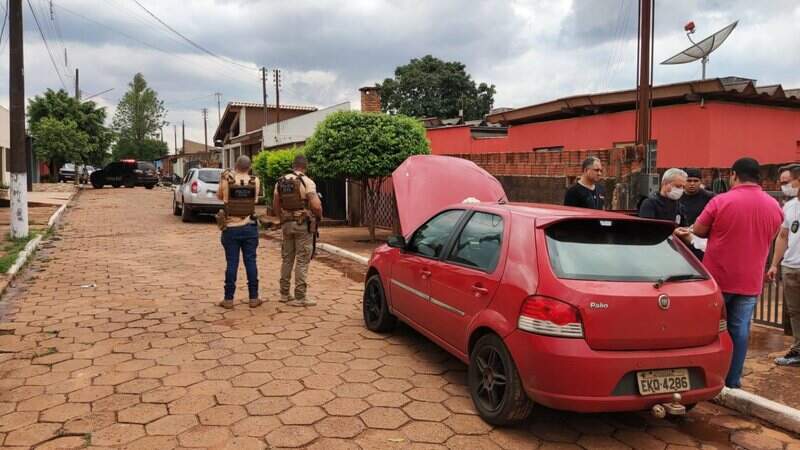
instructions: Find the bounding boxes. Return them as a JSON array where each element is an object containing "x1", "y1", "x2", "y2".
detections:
[{"x1": 0, "y1": 0, "x2": 795, "y2": 149}]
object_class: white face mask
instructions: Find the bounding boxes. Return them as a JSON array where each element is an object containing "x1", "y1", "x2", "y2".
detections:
[
  {"x1": 782, "y1": 184, "x2": 799, "y2": 198},
  {"x1": 667, "y1": 187, "x2": 684, "y2": 200}
]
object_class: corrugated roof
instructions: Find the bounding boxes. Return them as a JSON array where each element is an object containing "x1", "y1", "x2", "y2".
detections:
[
  {"x1": 487, "y1": 78, "x2": 800, "y2": 126},
  {"x1": 227, "y1": 101, "x2": 317, "y2": 111}
]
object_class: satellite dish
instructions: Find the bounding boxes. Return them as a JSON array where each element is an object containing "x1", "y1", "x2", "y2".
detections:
[{"x1": 661, "y1": 21, "x2": 738, "y2": 79}]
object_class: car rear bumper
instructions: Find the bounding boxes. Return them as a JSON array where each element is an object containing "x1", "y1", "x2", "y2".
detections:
[
  {"x1": 137, "y1": 176, "x2": 159, "y2": 185},
  {"x1": 185, "y1": 202, "x2": 223, "y2": 214},
  {"x1": 505, "y1": 329, "x2": 733, "y2": 413}
]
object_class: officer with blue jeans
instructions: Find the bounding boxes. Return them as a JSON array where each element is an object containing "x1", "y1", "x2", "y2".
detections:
[{"x1": 217, "y1": 155, "x2": 262, "y2": 309}]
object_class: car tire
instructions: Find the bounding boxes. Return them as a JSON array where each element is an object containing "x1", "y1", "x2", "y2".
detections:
[
  {"x1": 124, "y1": 176, "x2": 136, "y2": 188},
  {"x1": 181, "y1": 199, "x2": 193, "y2": 223},
  {"x1": 468, "y1": 333, "x2": 533, "y2": 426},
  {"x1": 111, "y1": 183, "x2": 121, "y2": 188},
  {"x1": 92, "y1": 181, "x2": 103, "y2": 189},
  {"x1": 172, "y1": 196, "x2": 182, "y2": 216},
  {"x1": 362, "y1": 274, "x2": 397, "y2": 332},
  {"x1": 144, "y1": 184, "x2": 155, "y2": 190}
]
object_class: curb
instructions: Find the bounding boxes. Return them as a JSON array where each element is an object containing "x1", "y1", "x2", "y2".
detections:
[
  {"x1": 316, "y1": 242, "x2": 370, "y2": 265},
  {"x1": 714, "y1": 387, "x2": 800, "y2": 434},
  {"x1": 2, "y1": 189, "x2": 77, "y2": 294}
]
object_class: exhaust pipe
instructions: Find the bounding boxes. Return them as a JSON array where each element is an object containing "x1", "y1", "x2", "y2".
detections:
[{"x1": 651, "y1": 393, "x2": 687, "y2": 418}]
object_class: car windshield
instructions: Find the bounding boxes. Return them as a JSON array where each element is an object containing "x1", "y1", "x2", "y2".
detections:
[
  {"x1": 62, "y1": 164, "x2": 75, "y2": 171},
  {"x1": 198, "y1": 170, "x2": 221, "y2": 184},
  {"x1": 544, "y1": 219, "x2": 706, "y2": 282}
]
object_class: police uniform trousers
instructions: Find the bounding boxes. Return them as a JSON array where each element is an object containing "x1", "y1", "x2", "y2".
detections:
[{"x1": 280, "y1": 220, "x2": 313, "y2": 300}]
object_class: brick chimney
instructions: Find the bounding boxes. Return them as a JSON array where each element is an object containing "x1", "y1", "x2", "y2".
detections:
[{"x1": 359, "y1": 86, "x2": 381, "y2": 113}]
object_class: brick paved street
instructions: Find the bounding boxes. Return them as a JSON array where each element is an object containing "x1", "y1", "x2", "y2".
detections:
[{"x1": 0, "y1": 188, "x2": 798, "y2": 449}]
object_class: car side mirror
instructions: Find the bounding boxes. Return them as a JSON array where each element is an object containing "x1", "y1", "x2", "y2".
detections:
[{"x1": 387, "y1": 235, "x2": 406, "y2": 249}]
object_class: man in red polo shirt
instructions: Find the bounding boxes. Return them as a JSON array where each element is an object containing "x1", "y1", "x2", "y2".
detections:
[{"x1": 690, "y1": 157, "x2": 782, "y2": 388}]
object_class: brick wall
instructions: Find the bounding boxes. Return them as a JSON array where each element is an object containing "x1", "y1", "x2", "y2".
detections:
[
  {"x1": 451, "y1": 147, "x2": 644, "y2": 180},
  {"x1": 360, "y1": 87, "x2": 382, "y2": 113}
]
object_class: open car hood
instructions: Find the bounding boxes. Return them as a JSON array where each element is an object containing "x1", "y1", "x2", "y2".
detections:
[{"x1": 392, "y1": 155, "x2": 507, "y2": 234}]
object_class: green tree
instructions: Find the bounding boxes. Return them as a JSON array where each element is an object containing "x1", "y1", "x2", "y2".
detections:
[
  {"x1": 112, "y1": 136, "x2": 168, "y2": 161},
  {"x1": 30, "y1": 117, "x2": 90, "y2": 181},
  {"x1": 27, "y1": 89, "x2": 112, "y2": 171},
  {"x1": 253, "y1": 147, "x2": 304, "y2": 204},
  {"x1": 378, "y1": 55, "x2": 496, "y2": 120},
  {"x1": 112, "y1": 73, "x2": 168, "y2": 160},
  {"x1": 305, "y1": 111, "x2": 430, "y2": 239}
]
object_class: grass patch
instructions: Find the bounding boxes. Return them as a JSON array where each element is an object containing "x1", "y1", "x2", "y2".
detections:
[{"x1": 0, "y1": 232, "x2": 39, "y2": 273}]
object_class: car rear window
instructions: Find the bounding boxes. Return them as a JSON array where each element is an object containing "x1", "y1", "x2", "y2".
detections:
[
  {"x1": 198, "y1": 170, "x2": 221, "y2": 184},
  {"x1": 137, "y1": 162, "x2": 156, "y2": 171},
  {"x1": 544, "y1": 219, "x2": 705, "y2": 282}
]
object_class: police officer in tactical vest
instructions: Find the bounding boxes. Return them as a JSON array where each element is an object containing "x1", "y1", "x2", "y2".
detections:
[
  {"x1": 273, "y1": 155, "x2": 323, "y2": 307},
  {"x1": 216, "y1": 155, "x2": 262, "y2": 309}
]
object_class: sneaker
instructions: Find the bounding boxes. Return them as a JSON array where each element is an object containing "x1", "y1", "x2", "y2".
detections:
[
  {"x1": 218, "y1": 300, "x2": 234, "y2": 309},
  {"x1": 302, "y1": 298, "x2": 317, "y2": 306},
  {"x1": 279, "y1": 294, "x2": 293, "y2": 303},
  {"x1": 775, "y1": 350, "x2": 800, "y2": 366},
  {"x1": 287, "y1": 299, "x2": 309, "y2": 307},
  {"x1": 249, "y1": 298, "x2": 263, "y2": 308}
]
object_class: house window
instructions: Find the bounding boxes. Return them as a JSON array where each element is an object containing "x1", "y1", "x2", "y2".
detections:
[{"x1": 533, "y1": 146, "x2": 563, "y2": 153}]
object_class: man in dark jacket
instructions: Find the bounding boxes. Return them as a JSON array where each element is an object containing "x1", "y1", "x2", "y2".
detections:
[
  {"x1": 680, "y1": 168, "x2": 715, "y2": 226},
  {"x1": 639, "y1": 168, "x2": 688, "y2": 226}
]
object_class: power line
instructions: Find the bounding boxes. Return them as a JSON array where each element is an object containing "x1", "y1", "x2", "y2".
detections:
[
  {"x1": 51, "y1": 1, "x2": 252, "y2": 83},
  {"x1": 0, "y1": 0, "x2": 8, "y2": 54},
  {"x1": 130, "y1": 0, "x2": 258, "y2": 72},
  {"x1": 27, "y1": 0, "x2": 67, "y2": 90}
]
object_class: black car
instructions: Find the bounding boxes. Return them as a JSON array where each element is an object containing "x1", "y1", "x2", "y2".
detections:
[{"x1": 90, "y1": 160, "x2": 158, "y2": 189}]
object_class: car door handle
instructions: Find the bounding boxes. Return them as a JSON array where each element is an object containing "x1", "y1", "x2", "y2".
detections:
[
  {"x1": 472, "y1": 284, "x2": 489, "y2": 296},
  {"x1": 420, "y1": 269, "x2": 432, "y2": 279}
]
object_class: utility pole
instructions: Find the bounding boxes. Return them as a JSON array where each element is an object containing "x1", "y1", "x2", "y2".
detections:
[
  {"x1": 274, "y1": 69, "x2": 281, "y2": 137},
  {"x1": 636, "y1": 0, "x2": 654, "y2": 191},
  {"x1": 202, "y1": 108, "x2": 209, "y2": 153},
  {"x1": 181, "y1": 120, "x2": 185, "y2": 153},
  {"x1": 73, "y1": 68, "x2": 80, "y2": 186},
  {"x1": 74, "y1": 68, "x2": 80, "y2": 100},
  {"x1": 261, "y1": 67, "x2": 268, "y2": 126},
  {"x1": 9, "y1": 0, "x2": 28, "y2": 238},
  {"x1": 173, "y1": 124, "x2": 177, "y2": 155},
  {"x1": 214, "y1": 92, "x2": 222, "y2": 123}
]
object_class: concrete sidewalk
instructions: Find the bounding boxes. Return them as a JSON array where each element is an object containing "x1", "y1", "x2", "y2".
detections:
[{"x1": 743, "y1": 326, "x2": 800, "y2": 411}]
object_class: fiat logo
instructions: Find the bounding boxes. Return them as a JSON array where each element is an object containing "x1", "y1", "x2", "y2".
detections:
[{"x1": 658, "y1": 294, "x2": 670, "y2": 310}]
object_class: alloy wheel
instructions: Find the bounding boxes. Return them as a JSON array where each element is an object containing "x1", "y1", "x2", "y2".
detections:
[{"x1": 474, "y1": 346, "x2": 508, "y2": 412}]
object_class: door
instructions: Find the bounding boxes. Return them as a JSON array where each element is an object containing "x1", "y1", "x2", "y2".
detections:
[
  {"x1": 389, "y1": 210, "x2": 465, "y2": 328},
  {"x1": 427, "y1": 211, "x2": 507, "y2": 351}
]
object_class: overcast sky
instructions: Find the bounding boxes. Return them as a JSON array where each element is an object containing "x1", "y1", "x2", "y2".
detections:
[{"x1": 1, "y1": 0, "x2": 798, "y2": 151}]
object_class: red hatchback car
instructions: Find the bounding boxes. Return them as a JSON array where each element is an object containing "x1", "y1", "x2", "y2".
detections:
[{"x1": 363, "y1": 156, "x2": 733, "y2": 425}]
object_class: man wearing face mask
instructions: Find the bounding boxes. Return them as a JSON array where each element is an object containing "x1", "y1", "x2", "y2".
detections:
[
  {"x1": 767, "y1": 165, "x2": 800, "y2": 366},
  {"x1": 638, "y1": 168, "x2": 688, "y2": 226},
  {"x1": 779, "y1": 166, "x2": 795, "y2": 205}
]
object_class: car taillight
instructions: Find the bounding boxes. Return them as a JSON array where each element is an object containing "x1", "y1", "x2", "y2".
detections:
[
  {"x1": 719, "y1": 302, "x2": 727, "y2": 332},
  {"x1": 518, "y1": 296, "x2": 583, "y2": 338},
  {"x1": 191, "y1": 181, "x2": 198, "y2": 193}
]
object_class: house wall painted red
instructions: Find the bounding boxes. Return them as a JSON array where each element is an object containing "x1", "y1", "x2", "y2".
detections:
[{"x1": 426, "y1": 101, "x2": 800, "y2": 168}]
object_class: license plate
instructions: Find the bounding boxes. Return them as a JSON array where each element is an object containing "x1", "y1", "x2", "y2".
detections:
[
  {"x1": 208, "y1": 190, "x2": 217, "y2": 195},
  {"x1": 636, "y1": 368, "x2": 690, "y2": 396}
]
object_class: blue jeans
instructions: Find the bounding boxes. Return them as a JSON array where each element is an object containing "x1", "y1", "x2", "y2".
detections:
[
  {"x1": 724, "y1": 293, "x2": 757, "y2": 388},
  {"x1": 221, "y1": 223, "x2": 259, "y2": 300}
]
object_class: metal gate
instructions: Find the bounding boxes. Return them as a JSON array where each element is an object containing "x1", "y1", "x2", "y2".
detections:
[
  {"x1": 756, "y1": 279, "x2": 785, "y2": 329},
  {"x1": 316, "y1": 179, "x2": 346, "y2": 221}
]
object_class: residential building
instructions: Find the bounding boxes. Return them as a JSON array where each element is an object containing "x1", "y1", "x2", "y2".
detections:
[
  {"x1": 426, "y1": 77, "x2": 800, "y2": 170},
  {"x1": 262, "y1": 102, "x2": 350, "y2": 150},
  {"x1": 214, "y1": 102, "x2": 317, "y2": 168}
]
